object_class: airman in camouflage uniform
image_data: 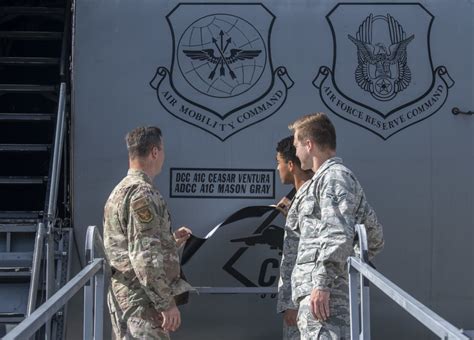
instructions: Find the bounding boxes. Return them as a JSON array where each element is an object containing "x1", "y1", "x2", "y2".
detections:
[
  {"x1": 104, "y1": 126, "x2": 193, "y2": 339},
  {"x1": 275, "y1": 136, "x2": 313, "y2": 340},
  {"x1": 278, "y1": 180, "x2": 312, "y2": 340},
  {"x1": 289, "y1": 113, "x2": 384, "y2": 340}
]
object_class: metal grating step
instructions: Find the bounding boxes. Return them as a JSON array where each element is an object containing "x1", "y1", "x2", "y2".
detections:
[
  {"x1": 0, "y1": 7, "x2": 64, "y2": 17},
  {"x1": 0, "y1": 57, "x2": 59, "y2": 66},
  {"x1": 0, "y1": 314, "x2": 24, "y2": 323},
  {"x1": 0, "y1": 212, "x2": 41, "y2": 223},
  {"x1": 0, "y1": 224, "x2": 36, "y2": 233},
  {"x1": 0, "y1": 176, "x2": 46, "y2": 185},
  {"x1": 0, "y1": 31, "x2": 62, "y2": 40},
  {"x1": 0, "y1": 144, "x2": 50, "y2": 152},
  {"x1": 0, "y1": 84, "x2": 56, "y2": 93},
  {"x1": 0, "y1": 253, "x2": 33, "y2": 269},
  {"x1": 0, "y1": 282, "x2": 29, "y2": 322},
  {"x1": 0, "y1": 268, "x2": 31, "y2": 280},
  {"x1": 0, "y1": 113, "x2": 53, "y2": 121}
]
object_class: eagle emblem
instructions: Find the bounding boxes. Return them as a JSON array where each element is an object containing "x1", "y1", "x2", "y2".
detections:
[
  {"x1": 182, "y1": 30, "x2": 261, "y2": 80},
  {"x1": 348, "y1": 14, "x2": 414, "y2": 101}
]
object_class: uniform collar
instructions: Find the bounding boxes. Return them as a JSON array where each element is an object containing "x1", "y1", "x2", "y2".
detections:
[
  {"x1": 293, "y1": 157, "x2": 342, "y2": 200},
  {"x1": 294, "y1": 179, "x2": 313, "y2": 199},
  {"x1": 127, "y1": 168, "x2": 153, "y2": 185},
  {"x1": 312, "y1": 157, "x2": 342, "y2": 180}
]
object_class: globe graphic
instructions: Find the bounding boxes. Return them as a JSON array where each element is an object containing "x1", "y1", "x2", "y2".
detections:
[{"x1": 177, "y1": 14, "x2": 267, "y2": 98}]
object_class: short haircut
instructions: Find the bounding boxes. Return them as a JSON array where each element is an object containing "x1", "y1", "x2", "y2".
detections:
[
  {"x1": 126, "y1": 126, "x2": 162, "y2": 159},
  {"x1": 276, "y1": 136, "x2": 302, "y2": 167},
  {"x1": 289, "y1": 112, "x2": 336, "y2": 150}
]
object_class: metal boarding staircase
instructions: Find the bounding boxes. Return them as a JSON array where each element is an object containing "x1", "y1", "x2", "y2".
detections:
[
  {"x1": 0, "y1": 1, "x2": 72, "y2": 338},
  {"x1": 349, "y1": 225, "x2": 471, "y2": 339},
  {"x1": 1, "y1": 225, "x2": 471, "y2": 339},
  {"x1": 3, "y1": 226, "x2": 109, "y2": 340}
]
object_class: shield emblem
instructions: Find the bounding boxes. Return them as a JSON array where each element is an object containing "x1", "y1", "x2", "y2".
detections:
[
  {"x1": 168, "y1": 4, "x2": 274, "y2": 118},
  {"x1": 152, "y1": 3, "x2": 293, "y2": 141},
  {"x1": 329, "y1": 3, "x2": 433, "y2": 117}
]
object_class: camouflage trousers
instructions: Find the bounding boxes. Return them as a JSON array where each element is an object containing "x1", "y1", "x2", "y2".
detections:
[
  {"x1": 296, "y1": 292, "x2": 350, "y2": 340},
  {"x1": 108, "y1": 295, "x2": 169, "y2": 339},
  {"x1": 283, "y1": 322, "x2": 300, "y2": 340}
]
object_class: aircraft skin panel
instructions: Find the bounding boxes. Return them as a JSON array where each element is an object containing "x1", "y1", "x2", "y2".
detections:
[{"x1": 70, "y1": 0, "x2": 473, "y2": 339}]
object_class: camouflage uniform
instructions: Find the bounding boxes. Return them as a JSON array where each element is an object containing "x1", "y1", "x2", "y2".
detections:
[
  {"x1": 277, "y1": 181, "x2": 312, "y2": 340},
  {"x1": 292, "y1": 157, "x2": 384, "y2": 340},
  {"x1": 104, "y1": 169, "x2": 193, "y2": 339}
]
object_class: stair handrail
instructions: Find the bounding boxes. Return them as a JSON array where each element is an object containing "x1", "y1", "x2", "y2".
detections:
[
  {"x1": 40, "y1": 2, "x2": 71, "y2": 334},
  {"x1": 348, "y1": 225, "x2": 470, "y2": 340},
  {"x1": 3, "y1": 226, "x2": 108, "y2": 340},
  {"x1": 46, "y1": 82, "x2": 66, "y2": 223},
  {"x1": 3, "y1": 258, "x2": 104, "y2": 340},
  {"x1": 26, "y1": 223, "x2": 46, "y2": 316},
  {"x1": 46, "y1": 0, "x2": 70, "y2": 222},
  {"x1": 24, "y1": 80, "x2": 67, "y2": 337},
  {"x1": 43, "y1": 82, "x2": 67, "y2": 339}
]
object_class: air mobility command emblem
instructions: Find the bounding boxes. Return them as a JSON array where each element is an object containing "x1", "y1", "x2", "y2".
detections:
[
  {"x1": 313, "y1": 3, "x2": 455, "y2": 140},
  {"x1": 150, "y1": 3, "x2": 293, "y2": 141}
]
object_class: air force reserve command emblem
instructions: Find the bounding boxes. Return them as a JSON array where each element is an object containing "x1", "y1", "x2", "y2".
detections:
[
  {"x1": 313, "y1": 3, "x2": 455, "y2": 139},
  {"x1": 150, "y1": 4, "x2": 293, "y2": 141}
]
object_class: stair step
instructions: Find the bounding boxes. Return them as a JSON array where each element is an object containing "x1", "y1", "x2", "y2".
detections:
[
  {"x1": 0, "y1": 268, "x2": 31, "y2": 279},
  {"x1": 0, "y1": 212, "x2": 41, "y2": 222},
  {"x1": 1, "y1": 7, "x2": 64, "y2": 17},
  {"x1": 0, "y1": 283, "x2": 29, "y2": 317},
  {"x1": 0, "y1": 92, "x2": 57, "y2": 111},
  {"x1": 0, "y1": 314, "x2": 24, "y2": 323},
  {"x1": 0, "y1": 182, "x2": 47, "y2": 211},
  {"x1": 0, "y1": 31, "x2": 62, "y2": 40},
  {"x1": 0, "y1": 176, "x2": 46, "y2": 185},
  {"x1": 0, "y1": 113, "x2": 53, "y2": 121},
  {"x1": 0, "y1": 224, "x2": 36, "y2": 233},
  {"x1": 0, "y1": 57, "x2": 60, "y2": 66},
  {"x1": 0, "y1": 84, "x2": 56, "y2": 93},
  {"x1": 0, "y1": 262, "x2": 33, "y2": 283},
  {"x1": 0, "y1": 253, "x2": 33, "y2": 268},
  {"x1": 0, "y1": 144, "x2": 50, "y2": 152}
]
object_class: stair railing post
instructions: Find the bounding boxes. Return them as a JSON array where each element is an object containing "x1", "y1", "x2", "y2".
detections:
[
  {"x1": 355, "y1": 224, "x2": 371, "y2": 340},
  {"x1": 349, "y1": 260, "x2": 360, "y2": 340},
  {"x1": 93, "y1": 262, "x2": 105, "y2": 340},
  {"x1": 45, "y1": 222, "x2": 55, "y2": 340},
  {"x1": 84, "y1": 226, "x2": 98, "y2": 339},
  {"x1": 83, "y1": 275, "x2": 94, "y2": 340},
  {"x1": 27, "y1": 223, "x2": 46, "y2": 316}
]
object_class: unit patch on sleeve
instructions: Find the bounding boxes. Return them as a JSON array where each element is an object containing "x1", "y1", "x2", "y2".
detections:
[{"x1": 131, "y1": 197, "x2": 154, "y2": 223}]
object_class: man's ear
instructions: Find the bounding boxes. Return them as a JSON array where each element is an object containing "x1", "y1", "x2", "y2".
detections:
[
  {"x1": 305, "y1": 138, "x2": 313, "y2": 152},
  {"x1": 151, "y1": 146, "x2": 159, "y2": 159},
  {"x1": 287, "y1": 160, "x2": 295, "y2": 172}
]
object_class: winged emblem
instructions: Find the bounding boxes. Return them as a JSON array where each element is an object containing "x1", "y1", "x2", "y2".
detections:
[
  {"x1": 182, "y1": 49, "x2": 221, "y2": 63},
  {"x1": 182, "y1": 30, "x2": 261, "y2": 80},
  {"x1": 348, "y1": 14, "x2": 414, "y2": 100}
]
